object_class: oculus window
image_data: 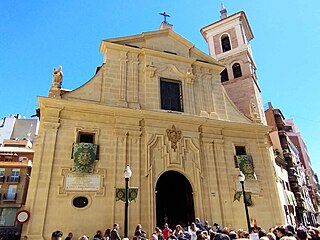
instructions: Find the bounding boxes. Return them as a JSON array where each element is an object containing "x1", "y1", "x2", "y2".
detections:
[
  {"x1": 160, "y1": 79, "x2": 183, "y2": 112},
  {"x1": 73, "y1": 196, "x2": 89, "y2": 208}
]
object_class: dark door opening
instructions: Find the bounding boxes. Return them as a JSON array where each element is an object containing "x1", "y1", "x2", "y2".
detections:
[{"x1": 156, "y1": 171, "x2": 195, "y2": 229}]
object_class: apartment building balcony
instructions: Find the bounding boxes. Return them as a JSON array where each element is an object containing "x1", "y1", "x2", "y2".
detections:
[{"x1": 2, "y1": 193, "x2": 17, "y2": 201}]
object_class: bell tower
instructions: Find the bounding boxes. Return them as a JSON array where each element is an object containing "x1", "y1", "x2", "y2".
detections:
[{"x1": 201, "y1": 6, "x2": 266, "y2": 124}]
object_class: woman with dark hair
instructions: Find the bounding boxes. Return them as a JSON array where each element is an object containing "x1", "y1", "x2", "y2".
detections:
[
  {"x1": 94, "y1": 230, "x2": 103, "y2": 239},
  {"x1": 135, "y1": 224, "x2": 143, "y2": 237},
  {"x1": 135, "y1": 224, "x2": 146, "y2": 240},
  {"x1": 104, "y1": 229, "x2": 111, "y2": 240}
]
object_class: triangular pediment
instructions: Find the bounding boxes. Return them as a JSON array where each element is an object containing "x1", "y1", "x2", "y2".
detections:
[{"x1": 101, "y1": 28, "x2": 223, "y2": 67}]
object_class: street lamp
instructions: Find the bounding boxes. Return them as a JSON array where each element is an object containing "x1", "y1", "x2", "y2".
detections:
[
  {"x1": 124, "y1": 165, "x2": 132, "y2": 238},
  {"x1": 238, "y1": 171, "x2": 251, "y2": 233}
]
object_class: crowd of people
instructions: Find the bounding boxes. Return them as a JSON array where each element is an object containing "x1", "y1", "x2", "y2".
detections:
[{"x1": 47, "y1": 218, "x2": 320, "y2": 240}]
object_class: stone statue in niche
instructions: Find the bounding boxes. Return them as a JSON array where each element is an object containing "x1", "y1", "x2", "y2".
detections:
[
  {"x1": 166, "y1": 125, "x2": 182, "y2": 151},
  {"x1": 249, "y1": 96, "x2": 261, "y2": 122},
  {"x1": 52, "y1": 66, "x2": 63, "y2": 88}
]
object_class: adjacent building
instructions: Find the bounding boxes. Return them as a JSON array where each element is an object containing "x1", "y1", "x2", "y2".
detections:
[
  {"x1": 0, "y1": 115, "x2": 38, "y2": 239},
  {"x1": 285, "y1": 119, "x2": 320, "y2": 223},
  {"x1": 265, "y1": 103, "x2": 318, "y2": 225},
  {"x1": 22, "y1": 9, "x2": 285, "y2": 240}
]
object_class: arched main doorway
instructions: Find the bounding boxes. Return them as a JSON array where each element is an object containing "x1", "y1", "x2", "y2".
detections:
[{"x1": 155, "y1": 171, "x2": 195, "y2": 229}]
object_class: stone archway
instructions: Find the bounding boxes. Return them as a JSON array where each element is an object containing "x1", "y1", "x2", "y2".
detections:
[{"x1": 155, "y1": 171, "x2": 195, "y2": 229}]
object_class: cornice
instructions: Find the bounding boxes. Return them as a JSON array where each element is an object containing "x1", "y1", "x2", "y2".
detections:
[{"x1": 38, "y1": 97, "x2": 271, "y2": 134}]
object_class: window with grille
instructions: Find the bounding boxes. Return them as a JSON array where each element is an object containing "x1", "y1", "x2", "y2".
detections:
[{"x1": 160, "y1": 79, "x2": 183, "y2": 112}]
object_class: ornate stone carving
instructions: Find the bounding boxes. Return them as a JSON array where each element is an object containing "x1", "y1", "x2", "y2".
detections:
[
  {"x1": 144, "y1": 64, "x2": 157, "y2": 78},
  {"x1": 166, "y1": 125, "x2": 182, "y2": 151},
  {"x1": 185, "y1": 68, "x2": 195, "y2": 84}
]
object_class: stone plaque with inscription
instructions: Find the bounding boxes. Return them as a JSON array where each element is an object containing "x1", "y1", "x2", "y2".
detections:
[
  {"x1": 235, "y1": 180, "x2": 260, "y2": 194},
  {"x1": 65, "y1": 173, "x2": 101, "y2": 191}
]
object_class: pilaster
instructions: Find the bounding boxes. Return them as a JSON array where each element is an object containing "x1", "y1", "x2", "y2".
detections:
[{"x1": 23, "y1": 108, "x2": 62, "y2": 240}]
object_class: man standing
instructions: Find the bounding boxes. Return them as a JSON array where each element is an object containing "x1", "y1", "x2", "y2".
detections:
[
  {"x1": 163, "y1": 223, "x2": 172, "y2": 239},
  {"x1": 111, "y1": 224, "x2": 121, "y2": 240}
]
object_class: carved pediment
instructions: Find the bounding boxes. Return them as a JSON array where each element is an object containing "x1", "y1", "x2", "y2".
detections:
[{"x1": 156, "y1": 64, "x2": 195, "y2": 83}]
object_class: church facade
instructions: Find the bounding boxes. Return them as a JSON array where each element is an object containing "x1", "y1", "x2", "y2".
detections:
[{"x1": 23, "y1": 12, "x2": 285, "y2": 240}]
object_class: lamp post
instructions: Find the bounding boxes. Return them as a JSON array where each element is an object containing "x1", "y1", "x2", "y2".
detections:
[
  {"x1": 124, "y1": 165, "x2": 132, "y2": 238},
  {"x1": 238, "y1": 171, "x2": 251, "y2": 233}
]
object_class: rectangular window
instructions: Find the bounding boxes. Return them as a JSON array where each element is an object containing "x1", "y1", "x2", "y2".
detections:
[
  {"x1": 0, "y1": 208, "x2": 18, "y2": 226},
  {"x1": 78, "y1": 132, "x2": 95, "y2": 143},
  {"x1": 235, "y1": 146, "x2": 246, "y2": 155},
  {"x1": 234, "y1": 146, "x2": 247, "y2": 168},
  {"x1": 0, "y1": 169, "x2": 5, "y2": 183},
  {"x1": 285, "y1": 126, "x2": 293, "y2": 132},
  {"x1": 160, "y1": 79, "x2": 183, "y2": 112},
  {"x1": 8, "y1": 169, "x2": 20, "y2": 183}
]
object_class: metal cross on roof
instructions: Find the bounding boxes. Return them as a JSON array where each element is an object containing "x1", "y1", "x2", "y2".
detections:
[{"x1": 159, "y1": 12, "x2": 170, "y2": 23}]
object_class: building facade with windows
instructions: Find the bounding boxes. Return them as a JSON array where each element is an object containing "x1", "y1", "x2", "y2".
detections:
[
  {"x1": 0, "y1": 140, "x2": 33, "y2": 239},
  {"x1": 0, "y1": 115, "x2": 38, "y2": 238},
  {"x1": 285, "y1": 119, "x2": 320, "y2": 223},
  {"x1": 265, "y1": 103, "x2": 317, "y2": 226},
  {"x1": 23, "y1": 12, "x2": 284, "y2": 240}
]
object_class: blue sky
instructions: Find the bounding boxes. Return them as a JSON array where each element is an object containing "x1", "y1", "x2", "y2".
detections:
[{"x1": 1, "y1": 1, "x2": 319, "y2": 174}]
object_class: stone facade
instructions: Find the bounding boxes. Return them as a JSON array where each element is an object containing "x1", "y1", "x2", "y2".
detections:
[{"x1": 22, "y1": 27, "x2": 284, "y2": 239}]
